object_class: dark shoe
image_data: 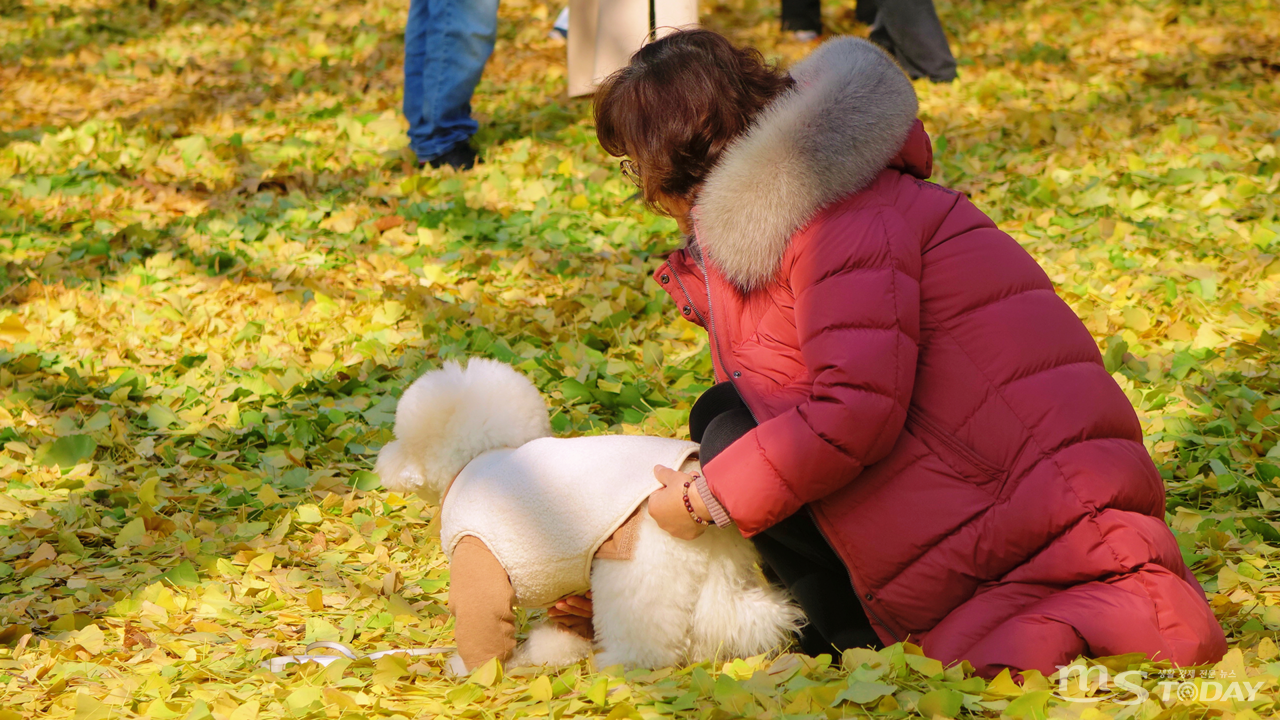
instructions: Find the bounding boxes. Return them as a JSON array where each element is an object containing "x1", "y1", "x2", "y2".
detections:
[
  {"x1": 785, "y1": 30, "x2": 821, "y2": 42},
  {"x1": 423, "y1": 141, "x2": 478, "y2": 170}
]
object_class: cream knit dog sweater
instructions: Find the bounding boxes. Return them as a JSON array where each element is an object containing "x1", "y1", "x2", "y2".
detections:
[{"x1": 441, "y1": 435, "x2": 699, "y2": 608}]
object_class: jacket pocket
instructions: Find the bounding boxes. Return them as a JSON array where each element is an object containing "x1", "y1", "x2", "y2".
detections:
[{"x1": 905, "y1": 411, "x2": 1007, "y2": 496}]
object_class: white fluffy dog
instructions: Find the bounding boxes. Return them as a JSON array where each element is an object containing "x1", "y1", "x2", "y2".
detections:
[{"x1": 375, "y1": 358, "x2": 802, "y2": 671}]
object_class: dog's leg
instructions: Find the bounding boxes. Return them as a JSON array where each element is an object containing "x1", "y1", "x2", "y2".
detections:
[
  {"x1": 590, "y1": 510, "x2": 708, "y2": 669},
  {"x1": 687, "y1": 529, "x2": 805, "y2": 662},
  {"x1": 509, "y1": 621, "x2": 593, "y2": 668}
]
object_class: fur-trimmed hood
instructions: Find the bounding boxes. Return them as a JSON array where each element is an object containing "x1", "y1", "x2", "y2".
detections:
[{"x1": 695, "y1": 37, "x2": 920, "y2": 290}]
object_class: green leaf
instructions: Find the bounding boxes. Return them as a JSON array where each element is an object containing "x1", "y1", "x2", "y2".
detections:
[
  {"x1": 174, "y1": 135, "x2": 209, "y2": 167},
  {"x1": 146, "y1": 404, "x2": 180, "y2": 429},
  {"x1": 372, "y1": 654, "x2": 409, "y2": 687},
  {"x1": 35, "y1": 435, "x2": 97, "y2": 469},
  {"x1": 586, "y1": 677, "x2": 609, "y2": 705},
  {"x1": 905, "y1": 652, "x2": 945, "y2": 678},
  {"x1": 560, "y1": 378, "x2": 596, "y2": 404},
  {"x1": 156, "y1": 560, "x2": 200, "y2": 587},
  {"x1": 1001, "y1": 689, "x2": 1052, "y2": 719},
  {"x1": 114, "y1": 517, "x2": 147, "y2": 548},
  {"x1": 1242, "y1": 517, "x2": 1280, "y2": 542},
  {"x1": 832, "y1": 681, "x2": 898, "y2": 705},
  {"x1": 712, "y1": 673, "x2": 752, "y2": 714},
  {"x1": 470, "y1": 657, "x2": 502, "y2": 687},
  {"x1": 75, "y1": 691, "x2": 113, "y2": 720},
  {"x1": 1102, "y1": 336, "x2": 1128, "y2": 374},
  {"x1": 285, "y1": 686, "x2": 323, "y2": 712},
  {"x1": 235, "y1": 321, "x2": 263, "y2": 342},
  {"x1": 446, "y1": 684, "x2": 484, "y2": 705},
  {"x1": 349, "y1": 469, "x2": 381, "y2": 491},
  {"x1": 917, "y1": 688, "x2": 963, "y2": 718},
  {"x1": 603, "y1": 703, "x2": 641, "y2": 720},
  {"x1": 946, "y1": 676, "x2": 987, "y2": 693},
  {"x1": 1162, "y1": 167, "x2": 1206, "y2": 185},
  {"x1": 527, "y1": 675, "x2": 553, "y2": 702},
  {"x1": 303, "y1": 616, "x2": 341, "y2": 643}
]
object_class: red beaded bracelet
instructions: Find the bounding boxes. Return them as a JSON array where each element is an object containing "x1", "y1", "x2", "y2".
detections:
[{"x1": 682, "y1": 474, "x2": 711, "y2": 526}]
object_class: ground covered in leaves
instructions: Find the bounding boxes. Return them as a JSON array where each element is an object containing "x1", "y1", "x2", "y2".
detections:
[{"x1": 1, "y1": 0, "x2": 1279, "y2": 717}]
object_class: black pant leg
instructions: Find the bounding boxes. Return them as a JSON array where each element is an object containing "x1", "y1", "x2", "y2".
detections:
[
  {"x1": 700, "y1": 408, "x2": 757, "y2": 464},
  {"x1": 689, "y1": 382, "x2": 747, "y2": 444},
  {"x1": 780, "y1": 0, "x2": 823, "y2": 33},
  {"x1": 751, "y1": 512, "x2": 883, "y2": 655},
  {"x1": 871, "y1": 0, "x2": 957, "y2": 83},
  {"x1": 855, "y1": 0, "x2": 879, "y2": 25}
]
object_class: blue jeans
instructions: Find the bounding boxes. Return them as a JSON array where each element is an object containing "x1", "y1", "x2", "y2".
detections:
[{"x1": 403, "y1": 0, "x2": 499, "y2": 161}]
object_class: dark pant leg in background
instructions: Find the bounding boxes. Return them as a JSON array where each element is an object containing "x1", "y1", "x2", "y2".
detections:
[
  {"x1": 690, "y1": 383, "x2": 882, "y2": 655},
  {"x1": 855, "y1": 0, "x2": 879, "y2": 25},
  {"x1": 751, "y1": 512, "x2": 884, "y2": 655},
  {"x1": 780, "y1": 0, "x2": 823, "y2": 33},
  {"x1": 867, "y1": 0, "x2": 958, "y2": 83}
]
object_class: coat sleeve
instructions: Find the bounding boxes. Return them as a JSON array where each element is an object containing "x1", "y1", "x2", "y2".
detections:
[{"x1": 702, "y1": 208, "x2": 922, "y2": 536}]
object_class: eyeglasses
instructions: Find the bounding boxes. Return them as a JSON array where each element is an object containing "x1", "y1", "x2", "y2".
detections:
[{"x1": 620, "y1": 159, "x2": 641, "y2": 187}]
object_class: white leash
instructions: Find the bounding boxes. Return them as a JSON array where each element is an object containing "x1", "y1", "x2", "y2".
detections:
[{"x1": 261, "y1": 641, "x2": 459, "y2": 673}]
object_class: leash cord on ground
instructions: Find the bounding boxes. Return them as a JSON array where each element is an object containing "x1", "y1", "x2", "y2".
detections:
[{"x1": 261, "y1": 641, "x2": 456, "y2": 673}]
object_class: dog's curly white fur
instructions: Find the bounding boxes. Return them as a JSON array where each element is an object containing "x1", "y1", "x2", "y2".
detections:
[
  {"x1": 375, "y1": 359, "x2": 553, "y2": 505},
  {"x1": 377, "y1": 358, "x2": 803, "y2": 670}
]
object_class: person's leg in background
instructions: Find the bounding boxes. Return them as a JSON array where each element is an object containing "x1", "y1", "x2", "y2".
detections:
[
  {"x1": 855, "y1": 0, "x2": 878, "y2": 26},
  {"x1": 780, "y1": 0, "x2": 822, "y2": 39},
  {"x1": 866, "y1": 0, "x2": 957, "y2": 83},
  {"x1": 402, "y1": 0, "x2": 432, "y2": 158},
  {"x1": 690, "y1": 383, "x2": 882, "y2": 655},
  {"x1": 403, "y1": 0, "x2": 500, "y2": 169}
]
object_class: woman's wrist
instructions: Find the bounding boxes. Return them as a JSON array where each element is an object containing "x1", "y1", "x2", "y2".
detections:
[
  {"x1": 687, "y1": 484, "x2": 711, "y2": 521},
  {"x1": 682, "y1": 475, "x2": 711, "y2": 525},
  {"x1": 694, "y1": 475, "x2": 732, "y2": 527}
]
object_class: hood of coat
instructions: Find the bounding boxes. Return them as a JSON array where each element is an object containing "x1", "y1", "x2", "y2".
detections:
[{"x1": 695, "y1": 37, "x2": 922, "y2": 290}]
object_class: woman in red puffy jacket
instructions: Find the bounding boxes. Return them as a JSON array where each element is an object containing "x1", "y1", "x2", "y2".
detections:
[{"x1": 587, "y1": 29, "x2": 1227, "y2": 676}]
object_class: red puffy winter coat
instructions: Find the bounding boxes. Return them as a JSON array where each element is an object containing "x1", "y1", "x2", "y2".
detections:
[{"x1": 654, "y1": 38, "x2": 1227, "y2": 676}]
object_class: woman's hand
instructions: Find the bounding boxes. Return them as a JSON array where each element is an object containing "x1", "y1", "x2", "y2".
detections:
[
  {"x1": 648, "y1": 465, "x2": 711, "y2": 541},
  {"x1": 548, "y1": 592, "x2": 593, "y2": 639}
]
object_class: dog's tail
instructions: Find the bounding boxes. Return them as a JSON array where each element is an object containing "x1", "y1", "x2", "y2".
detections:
[{"x1": 375, "y1": 358, "x2": 552, "y2": 503}]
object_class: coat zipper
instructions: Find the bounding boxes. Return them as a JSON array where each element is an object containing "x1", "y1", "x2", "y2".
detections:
[
  {"x1": 669, "y1": 269, "x2": 707, "y2": 327},
  {"x1": 694, "y1": 251, "x2": 759, "y2": 424},
  {"x1": 807, "y1": 506, "x2": 903, "y2": 643}
]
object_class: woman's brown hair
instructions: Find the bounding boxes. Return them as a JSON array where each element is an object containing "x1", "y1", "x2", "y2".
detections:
[{"x1": 593, "y1": 29, "x2": 794, "y2": 214}]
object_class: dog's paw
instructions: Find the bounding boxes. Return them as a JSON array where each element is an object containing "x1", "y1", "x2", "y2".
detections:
[
  {"x1": 509, "y1": 622, "x2": 593, "y2": 668},
  {"x1": 591, "y1": 648, "x2": 630, "y2": 671}
]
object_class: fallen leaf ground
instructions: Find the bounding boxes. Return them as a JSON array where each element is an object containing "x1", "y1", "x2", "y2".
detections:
[{"x1": 1, "y1": 0, "x2": 1279, "y2": 717}]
